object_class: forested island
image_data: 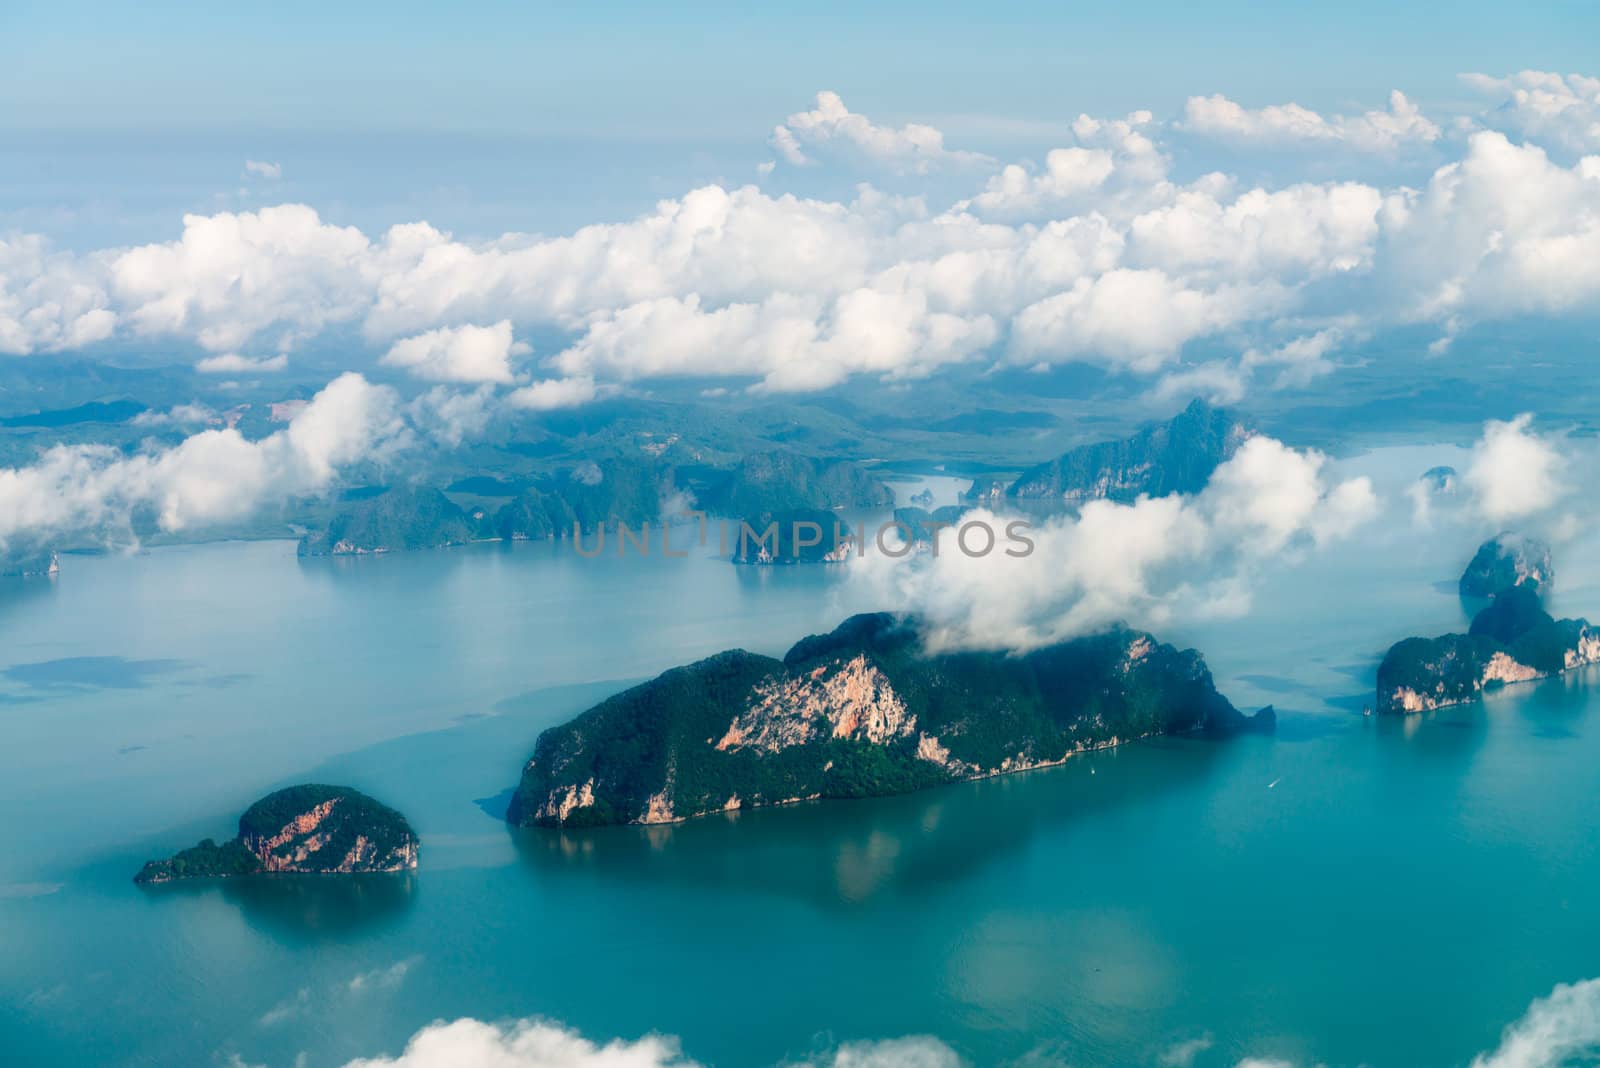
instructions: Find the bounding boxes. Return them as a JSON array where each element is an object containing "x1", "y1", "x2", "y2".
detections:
[
  {"x1": 1377, "y1": 538, "x2": 1595, "y2": 714},
  {"x1": 507, "y1": 612, "x2": 1272, "y2": 828},
  {"x1": 134, "y1": 784, "x2": 418, "y2": 883}
]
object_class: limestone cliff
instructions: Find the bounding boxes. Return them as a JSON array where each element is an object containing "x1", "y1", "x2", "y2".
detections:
[{"x1": 134, "y1": 784, "x2": 418, "y2": 883}]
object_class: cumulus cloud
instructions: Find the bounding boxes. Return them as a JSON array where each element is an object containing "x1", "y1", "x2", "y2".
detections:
[
  {"x1": 1471, "y1": 976, "x2": 1600, "y2": 1068},
  {"x1": 381, "y1": 320, "x2": 528, "y2": 383},
  {"x1": 195, "y1": 353, "x2": 288, "y2": 374},
  {"x1": 1181, "y1": 90, "x2": 1441, "y2": 151},
  {"x1": 0, "y1": 372, "x2": 406, "y2": 551},
  {"x1": 341, "y1": 1019, "x2": 966, "y2": 1068},
  {"x1": 1462, "y1": 70, "x2": 1600, "y2": 153},
  {"x1": 244, "y1": 160, "x2": 284, "y2": 180},
  {"x1": 2, "y1": 82, "x2": 1599, "y2": 404},
  {"x1": 1463, "y1": 414, "x2": 1566, "y2": 524},
  {"x1": 853, "y1": 435, "x2": 1378, "y2": 651},
  {"x1": 0, "y1": 235, "x2": 115, "y2": 355},
  {"x1": 508, "y1": 375, "x2": 599, "y2": 411},
  {"x1": 770, "y1": 91, "x2": 994, "y2": 173}
]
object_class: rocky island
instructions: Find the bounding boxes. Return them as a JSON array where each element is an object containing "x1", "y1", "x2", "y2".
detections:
[
  {"x1": 1458, "y1": 532, "x2": 1553, "y2": 599},
  {"x1": 298, "y1": 486, "x2": 485, "y2": 556},
  {"x1": 134, "y1": 784, "x2": 418, "y2": 883},
  {"x1": 1377, "y1": 578, "x2": 1598, "y2": 715},
  {"x1": 507, "y1": 612, "x2": 1272, "y2": 828},
  {"x1": 972, "y1": 399, "x2": 1253, "y2": 503},
  {"x1": 0, "y1": 539, "x2": 60, "y2": 578}
]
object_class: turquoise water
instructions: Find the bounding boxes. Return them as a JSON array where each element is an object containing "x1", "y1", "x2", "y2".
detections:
[{"x1": 4, "y1": 447, "x2": 1600, "y2": 1066}]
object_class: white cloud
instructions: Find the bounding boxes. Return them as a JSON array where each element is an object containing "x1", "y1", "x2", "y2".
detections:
[
  {"x1": 411, "y1": 385, "x2": 498, "y2": 446},
  {"x1": 1, "y1": 83, "x2": 1599, "y2": 406},
  {"x1": 1181, "y1": 90, "x2": 1441, "y2": 151},
  {"x1": 244, "y1": 160, "x2": 284, "y2": 180},
  {"x1": 853, "y1": 435, "x2": 1377, "y2": 652},
  {"x1": 508, "y1": 375, "x2": 599, "y2": 411},
  {"x1": 348, "y1": 956, "x2": 421, "y2": 994},
  {"x1": 770, "y1": 91, "x2": 994, "y2": 174},
  {"x1": 381, "y1": 320, "x2": 527, "y2": 384},
  {"x1": 1463, "y1": 413, "x2": 1565, "y2": 524},
  {"x1": 195, "y1": 353, "x2": 289, "y2": 374},
  {"x1": 342, "y1": 1019, "x2": 965, "y2": 1068},
  {"x1": 1462, "y1": 71, "x2": 1600, "y2": 153},
  {"x1": 0, "y1": 235, "x2": 115, "y2": 355},
  {"x1": 1471, "y1": 976, "x2": 1600, "y2": 1068},
  {"x1": 0, "y1": 372, "x2": 406, "y2": 550}
]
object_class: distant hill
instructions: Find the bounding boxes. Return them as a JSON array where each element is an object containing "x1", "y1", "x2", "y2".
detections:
[
  {"x1": 697, "y1": 449, "x2": 893, "y2": 516},
  {"x1": 978, "y1": 400, "x2": 1253, "y2": 503}
]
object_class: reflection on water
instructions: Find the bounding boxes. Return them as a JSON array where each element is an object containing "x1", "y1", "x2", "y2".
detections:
[
  {"x1": 511, "y1": 735, "x2": 1237, "y2": 910},
  {"x1": 138, "y1": 871, "x2": 417, "y2": 943}
]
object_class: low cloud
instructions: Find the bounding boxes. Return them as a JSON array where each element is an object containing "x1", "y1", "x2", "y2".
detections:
[
  {"x1": 1461, "y1": 71, "x2": 1600, "y2": 153},
  {"x1": 0, "y1": 372, "x2": 406, "y2": 551},
  {"x1": 1471, "y1": 976, "x2": 1600, "y2": 1068},
  {"x1": 852, "y1": 436, "x2": 1378, "y2": 652},
  {"x1": 508, "y1": 375, "x2": 599, "y2": 411},
  {"x1": 381, "y1": 320, "x2": 528, "y2": 384},
  {"x1": 195, "y1": 353, "x2": 288, "y2": 374},
  {"x1": 1463, "y1": 414, "x2": 1566, "y2": 525}
]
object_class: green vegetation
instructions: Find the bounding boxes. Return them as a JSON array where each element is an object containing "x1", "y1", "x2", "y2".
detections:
[
  {"x1": 1377, "y1": 577, "x2": 1594, "y2": 713},
  {"x1": 990, "y1": 399, "x2": 1251, "y2": 502},
  {"x1": 133, "y1": 838, "x2": 263, "y2": 883},
  {"x1": 697, "y1": 449, "x2": 893, "y2": 516},
  {"x1": 298, "y1": 486, "x2": 486, "y2": 556},
  {"x1": 508, "y1": 612, "x2": 1270, "y2": 828},
  {"x1": 134, "y1": 784, "x2": 418, "y2": 883}
]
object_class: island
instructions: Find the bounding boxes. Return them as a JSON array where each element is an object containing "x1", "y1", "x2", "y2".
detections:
[
  {"x1": 298, "y1": 486, "x2": 485, "y2": 556},
  {"x1": 1376, "y1": 584, "x2": 1598, "y2": 715},
  {"x1": 731, "y1": 507, "x2": 854, "y2": 563},
  {"x1": 134, "y1": 784, "x2": 419, "y2": 883},
  {"x1": 506, "y1": 612, "x2": 1273, "y2": 828},
  {"x1": 1458, "y1": 532, "x2": 1553, "y2": 599},
  {"x1": 972, "y1": 399, "x2": 1253, "y2": 503}
]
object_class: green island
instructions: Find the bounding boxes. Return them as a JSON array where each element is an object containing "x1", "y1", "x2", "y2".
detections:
[
  {"x1": 134, "y1": 784, "x2": 418, "y2": 883},
  {"x1": 1457, "y1": 532, "x2": 1553, "y2": 599},
  {"x1": 1377, "y1": 558, "x2": 1597, "y2": 715},
  {"x1": 507, "y1": 612, "x2": 1273, "y2": 828}
]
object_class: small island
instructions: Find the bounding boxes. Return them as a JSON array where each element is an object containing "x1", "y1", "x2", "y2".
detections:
[
  {"x1": 1377, "y1": 574, "x2": 1598, "y2": 715},
  {"x1": 134, "y1": 784, "x2": 418, "y2": 883},
  {"x1": 507, "y1": 612, "x2": 1272, "y2": 828}
]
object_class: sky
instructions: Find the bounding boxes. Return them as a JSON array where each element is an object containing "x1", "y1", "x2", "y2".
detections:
[{"x1": 2, "y1": 2, "x2": 1599, "y2": 559}]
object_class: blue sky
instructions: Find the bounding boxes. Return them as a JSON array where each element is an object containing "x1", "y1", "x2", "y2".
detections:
[{"x1": 5, "y1": 1, "x2": 1598, "y2": 137}]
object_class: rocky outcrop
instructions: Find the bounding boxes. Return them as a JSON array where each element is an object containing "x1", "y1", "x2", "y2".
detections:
[
  {"x1": 134, "y1": 784, "x2": 418, "y2": 883},
  {"x1": 1459, "y1": 533, "x2": 1553, "y2": 599},
  {"x1": 506, "y1": 612, "x2": 1271, "y2": 829},
  {"x1": 0, "y1": 541, "x2": 60, "y2": 578}
]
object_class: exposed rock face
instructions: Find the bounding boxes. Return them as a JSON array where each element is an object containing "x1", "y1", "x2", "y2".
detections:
[
  {"x1": 1459, "y1": 533, "x2": 1553, "y2": 599},
  {"x1": 506, "y1": 612, "x2": 1271, "y2": 829},
  {"x1": 134, "y1": 784, "x2": 418, "y2": 883},
  {"x1": 989, "y1": 400, "x2": 1253, "y2": 503},
  {"x1": 1377, "y1": 581, "x2": 1599, "y2": 714}
]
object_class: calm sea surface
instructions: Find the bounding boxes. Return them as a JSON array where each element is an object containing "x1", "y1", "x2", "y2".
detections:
[{"x1": 4, "y1": 452, "x2": 1599, "y2": 1067}]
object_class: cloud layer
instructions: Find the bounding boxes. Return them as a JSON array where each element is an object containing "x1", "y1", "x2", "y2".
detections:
[{"x1": 3, "y1": 75, "x2": 1599, "y2": 406}]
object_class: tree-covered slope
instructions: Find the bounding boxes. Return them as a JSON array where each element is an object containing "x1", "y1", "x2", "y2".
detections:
[{"x1": 507, "y1": 613, "x2": 1271, "y2": 828}]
